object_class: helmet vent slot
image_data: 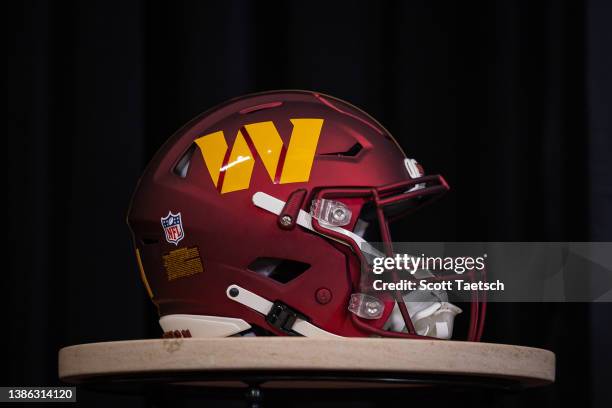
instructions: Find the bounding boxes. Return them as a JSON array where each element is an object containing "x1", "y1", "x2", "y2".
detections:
[
  {"x1": 173, "y1": 143, "x2": 196, "y2": 178},
  {"x1": 247, "y1": 257, "x2": 310, "y2": 284},
  {"x1": 319, "y1": 142, "x2": 363, "y2": 157}
]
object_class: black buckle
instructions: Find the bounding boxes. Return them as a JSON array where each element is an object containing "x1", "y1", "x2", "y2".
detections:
[{"x1": 265, "y1": 301, "x2": 306, "y2": 336}]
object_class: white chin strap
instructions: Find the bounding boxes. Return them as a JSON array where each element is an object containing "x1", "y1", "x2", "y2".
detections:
[
  {"x1": 252, "y1": 191, "x2": 384, "y2": 258},
  {"x1": 225, "y1": 284, "x2": 341, "y2": 338},
  {"x1": 159, "y1": 285, "x2": 341, "y2": 338}
]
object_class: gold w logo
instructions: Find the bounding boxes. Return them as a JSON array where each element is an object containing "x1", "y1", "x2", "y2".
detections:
[{"x1": 194, "y1": 119, "x2": 324, "y2": 194}]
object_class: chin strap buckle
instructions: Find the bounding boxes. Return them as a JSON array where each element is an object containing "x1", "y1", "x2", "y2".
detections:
[{"x1": 265, "y1": 301, "x2": 306, "y2": 335}]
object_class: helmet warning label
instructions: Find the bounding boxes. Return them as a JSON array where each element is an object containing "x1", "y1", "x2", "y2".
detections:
[{"x1": 162, "y1": 246, "x2": 203, "y2": 281}]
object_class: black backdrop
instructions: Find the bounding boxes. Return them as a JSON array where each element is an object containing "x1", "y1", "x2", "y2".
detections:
[{"x1": 7, "y1": 0, "x2": 612, "y2": 407}]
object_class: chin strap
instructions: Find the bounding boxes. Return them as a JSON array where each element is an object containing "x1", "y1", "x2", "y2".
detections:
[
  {"x1": 252, "y1": 192, "x2": 384, "y2": 258},
  {"x1": 226, "y1": 284, "x2": 341, "y2": 338}
]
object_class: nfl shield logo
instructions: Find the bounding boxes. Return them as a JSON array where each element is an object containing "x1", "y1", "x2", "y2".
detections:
[{"x1": 161, "y1": 211, "x2": 185, "y2": 245}]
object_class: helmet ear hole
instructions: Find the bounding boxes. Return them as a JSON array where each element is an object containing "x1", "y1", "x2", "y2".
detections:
[{"x1": 247, "y1": 257, "x2": 310, "y2": 284}]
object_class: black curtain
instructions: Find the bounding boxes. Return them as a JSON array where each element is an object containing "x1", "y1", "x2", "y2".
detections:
[{"x1": 7, "y1": 1, "x2": 611, "y2": 407}]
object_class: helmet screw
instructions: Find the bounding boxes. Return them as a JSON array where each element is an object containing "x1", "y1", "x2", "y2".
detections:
[
  {"x1": 280, "y1": 215, "x2": 292, "y2": 226},
  {"x1": 229, "y1": 287, "x2": 239, "y2": 297},
  {"x1": 315, "y1": 288, "x2": 332, "y2": 305}
]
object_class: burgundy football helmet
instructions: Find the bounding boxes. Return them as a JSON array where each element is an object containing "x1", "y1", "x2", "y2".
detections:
[{"x1": 128, "y1": 91, "x2": 485, "y2": 340}]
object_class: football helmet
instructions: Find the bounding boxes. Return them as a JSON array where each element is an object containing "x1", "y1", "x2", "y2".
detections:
[{"x1": 127, "y1": 91, "x2": 485, "y2": 340}]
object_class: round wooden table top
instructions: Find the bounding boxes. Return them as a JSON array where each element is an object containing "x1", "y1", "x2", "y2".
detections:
[{"x1": 58, "y1": 338, "x2": 555, "y2": 391}]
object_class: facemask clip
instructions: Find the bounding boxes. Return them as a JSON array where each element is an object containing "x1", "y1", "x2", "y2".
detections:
[
  {"x1": 311, "y1": 199, "x2": 352, "y2": 227},
  {"x1": 348, "y1": 293, "x2": 385, "y2": 319}
]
